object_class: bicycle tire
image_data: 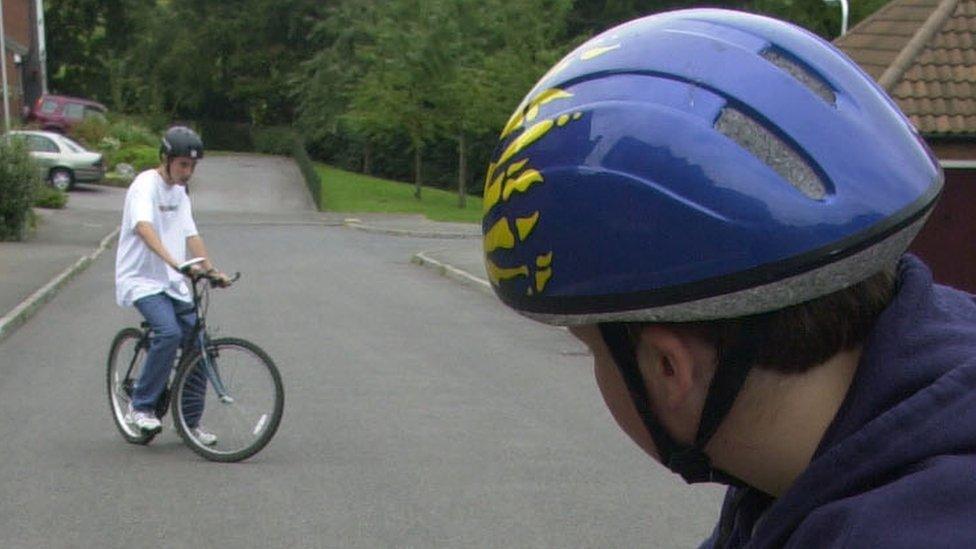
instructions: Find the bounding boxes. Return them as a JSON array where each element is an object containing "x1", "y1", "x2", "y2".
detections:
[
  {"x1": 106, "y1": 327, "x2": 157, "y2": 445},
  {"x1": 171, "y1": 337, "x2": 284, "y2": 462}
]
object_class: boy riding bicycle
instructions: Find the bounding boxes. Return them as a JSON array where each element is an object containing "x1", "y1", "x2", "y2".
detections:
[{"x1": 114, "y1": 126, "x2": 230, "y2": 440}]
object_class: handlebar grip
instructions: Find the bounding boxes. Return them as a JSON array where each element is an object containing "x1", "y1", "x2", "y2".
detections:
[{"x1": 206, "y1": 271, "x2": 241, "y2": 287}]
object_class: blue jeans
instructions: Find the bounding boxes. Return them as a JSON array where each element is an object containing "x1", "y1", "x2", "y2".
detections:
[{"x1": 133, "y1": 292, "x2": 207, "y2": 427}]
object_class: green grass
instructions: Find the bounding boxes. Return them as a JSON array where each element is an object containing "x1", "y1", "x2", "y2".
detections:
[{"x1": 316, "y1": 164, "x2": 482, "y2": 223}]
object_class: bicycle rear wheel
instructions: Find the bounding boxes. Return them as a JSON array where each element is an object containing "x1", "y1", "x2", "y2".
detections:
[
  {"x1": 106, "y1": 328, "x2": 157, "y2": 445},
  {"x1": 172, "y1": 337, "x2": 284, "y2": 462}
]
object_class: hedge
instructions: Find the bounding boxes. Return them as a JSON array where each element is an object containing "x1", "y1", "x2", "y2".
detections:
[{"x1": 0, "y1": 139, "x2": 42, "y2": 241}]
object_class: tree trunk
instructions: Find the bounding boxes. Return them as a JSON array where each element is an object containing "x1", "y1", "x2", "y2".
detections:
[
  {"x1": 413, "y1": 147, "x2": 422, "y2": 200},
  {"x1": 363, "y1": 141, "x2": 372, "y2": 175},
  {"x1": 457, "y1": 133, "x2": 467, "y2": 208}
]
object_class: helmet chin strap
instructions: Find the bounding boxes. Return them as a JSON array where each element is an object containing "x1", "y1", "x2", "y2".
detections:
[{"x1": 598, "y1": 322, "x2": 758, "y2": 488}]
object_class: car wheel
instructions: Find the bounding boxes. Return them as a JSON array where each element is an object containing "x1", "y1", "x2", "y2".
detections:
[{"x1": 50, "y1": 168, "x2": 74, "y2": 191}]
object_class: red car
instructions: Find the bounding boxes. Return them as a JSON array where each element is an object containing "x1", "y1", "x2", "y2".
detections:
[{"x1": 24, "y1": 94, "x2": 108, "y2": 134}]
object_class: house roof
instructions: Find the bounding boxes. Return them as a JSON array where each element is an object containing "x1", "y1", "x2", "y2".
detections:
[{"x1": 834, "y1": 0, "x2": 976, "y2": 137}]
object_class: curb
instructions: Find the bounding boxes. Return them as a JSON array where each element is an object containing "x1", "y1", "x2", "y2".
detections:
[
  {"x1": 0, "y1": 227, "x2": 120, "y2": 342},
  {"x1": 411, "y1": 251, "x2": 492, "y2": 294},
  {"x1": 344, "y1": 219, "x2": 479, "y2": 240}
]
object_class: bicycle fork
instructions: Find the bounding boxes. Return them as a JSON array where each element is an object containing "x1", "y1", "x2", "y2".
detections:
[{"x1": 197, "y1": 332, "x2": 234, "y2": 404}]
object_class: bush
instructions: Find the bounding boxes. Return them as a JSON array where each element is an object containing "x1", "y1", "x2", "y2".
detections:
[
  {"x1": 82, "y1": 115, "x2": 159, "y2": 174},
  {"x1": 106, "y1": 116, "x2": 158, "y2": 148},
  {"x1": 253, "y1": 126, "x2": 297, "y2": 155},
  {"x1": 292, "y1": 135, "x2": 322, "y2": 210},
  {"x1": 34, "y1": 186, "x2": 68, "y2": 209},
  {"x1": 74, "y1": 117, "x2": 110, "y2": 149},
  {"x1": 108, "y1": 145, "x2": 159, "y2": 173},
  {"x1": 102, "y1": 173, "x2": 133, "y2": 188},
  {"x1": 0, "y1": 139, "x2": 42, "y2": 241},
  {"x1": 200, "y1": 119, "x2": 253, "y2": 152}
]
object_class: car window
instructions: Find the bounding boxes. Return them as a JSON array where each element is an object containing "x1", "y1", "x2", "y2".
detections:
[
  {"x1": 40, "y1": 100, "x2": 58, "y2": 114},
  {"x1": 27, "y1": 135, "x2": 60, "y2": 153},
  {"x1": 59, "y1": 136, "x2": 86, "y2": 153},
  {"x1": 64, "y1": 103, "x2": 84, "y2": 120}
]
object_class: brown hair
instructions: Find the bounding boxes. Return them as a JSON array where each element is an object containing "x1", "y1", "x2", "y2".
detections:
[{"x1": 681, "y1": 268, "x2": 897, "y2": 373}]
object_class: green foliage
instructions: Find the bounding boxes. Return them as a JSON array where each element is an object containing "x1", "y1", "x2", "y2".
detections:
[
  {"x1": 253, "y1": 127, "x2": 299, "y2": 156},
  {"x1": 109, "y1": 145, "x2": 159, "y2": 172},
  {"x1": 83, "y1": 116, "x2": 161, "y2": 176},
  {"x1": 296, "y1": 0, "x2": 573, "y2": 195},
  {"x1": 747, "y1": 0, "x2": 836, "y2": 38},
  {"x1": 45, "y1": 0, "x2": 892, "y2": 203},
  {"x1": 102, "y1": 173, "x2": 134, "y2": 188},
  {"x1": 105, "y1": 116, "x2": 159, "y2": 148},
  {"x1": 34, "y1": 186, "x2": 70, "y2": 209},
  {"x1": 199, "y1": 120, "x2": 253, "y2": 152},
  {"x1": 293, "y1": 136, "x2": 323, "y2": 209},
  {"x1": 73, "y1": 116, "x2": 110, "y2": 149},
  {"x1": 46, "y1": 0, "x2": 156, "y2": 108},
  {"x1": 0, "y1": 140, "x2": 43, "y2": 241}
]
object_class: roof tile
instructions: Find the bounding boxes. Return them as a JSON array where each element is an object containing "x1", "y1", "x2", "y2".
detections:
[{"x1": 836, "y1": 0, "x2": 976, "y2": 136}]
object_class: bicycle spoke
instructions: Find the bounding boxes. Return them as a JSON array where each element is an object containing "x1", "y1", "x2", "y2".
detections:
[
  {"x1": 172, "y1": 338, "x2": 283, "y2": 462},
  {"x1": 107, "y1": 329, "x2": 155, "y2": 445}
]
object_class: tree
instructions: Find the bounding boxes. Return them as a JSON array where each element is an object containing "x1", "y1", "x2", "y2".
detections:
[
  {"x1": 337, "y1": 0, "x2": 458, "y2": 199},
  {"x1": 45, "y1": 0, "x2": 154, "y2": 106},
  {"x1": 435, "y1": 0, "x2": 573, "y2": 207},
  {"x1": 295, "y1": 0, "x2": 382, "y2": 171}
]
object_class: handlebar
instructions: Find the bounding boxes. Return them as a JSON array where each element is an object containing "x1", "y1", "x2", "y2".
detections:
[{"x1": 177, "y1": 258, "x2": 240, "y2": 288}]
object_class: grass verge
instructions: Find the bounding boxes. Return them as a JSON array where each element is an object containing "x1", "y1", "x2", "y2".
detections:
[{"x1": 315, "y1": 165, "x2": 482, "y2": 223}]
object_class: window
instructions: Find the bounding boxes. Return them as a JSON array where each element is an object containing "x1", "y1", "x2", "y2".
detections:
[
  {"x1": 27, "y1": 135, "x2": 60, "y2": 153},
  {"x1": 64, "y1": 103, "x2": 84, "y2": 120},
  {"x1": 40, "y1": 100, "x2": 58, "y2": 114},
  {"x1": 60, "y1": 136, "x2": 86, "y2": 153}
]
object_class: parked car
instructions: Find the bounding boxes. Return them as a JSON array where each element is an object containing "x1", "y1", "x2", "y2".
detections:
[
  {"x1": 23, "y1": 94, "x2": 108, "y2": 134},
  {"x1": 7, "y1": 130, "x2": 105, "y2": 191}
]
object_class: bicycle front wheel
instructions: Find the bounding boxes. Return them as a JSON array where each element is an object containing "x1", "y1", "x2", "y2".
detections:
[
  {"x1": 171, "y1": 337, "x2": 284, "y2": 462},
  {"x1": 106, "y1": 327, "x2": 156, "y2": 445}
]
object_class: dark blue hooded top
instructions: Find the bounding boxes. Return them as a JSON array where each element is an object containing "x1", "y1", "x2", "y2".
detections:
[{"x1": 704, "y1": 255, "x2": 976, "y2": 548}]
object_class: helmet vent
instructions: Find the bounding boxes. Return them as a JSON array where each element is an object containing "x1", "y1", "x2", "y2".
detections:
[
  {"x1": 761, "y1": 48, "x2": 836, "y2": 105},
  {"x1": 715, "y1": 107, "x2": 827, "y2": 200}
]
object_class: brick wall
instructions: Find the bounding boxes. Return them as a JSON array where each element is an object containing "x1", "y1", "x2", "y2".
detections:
[{"x1": 1, "y1": 0, "x2": 33, "y2": 123}]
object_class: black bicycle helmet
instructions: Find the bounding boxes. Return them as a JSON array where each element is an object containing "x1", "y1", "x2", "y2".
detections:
[{"x1": 160, "y1": 126, "x2": 204, "y2": 160}]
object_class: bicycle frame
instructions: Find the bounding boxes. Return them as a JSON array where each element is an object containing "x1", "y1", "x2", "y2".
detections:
[{"x1": 124, "y1": 270, "x2": 240, "y2": 405}]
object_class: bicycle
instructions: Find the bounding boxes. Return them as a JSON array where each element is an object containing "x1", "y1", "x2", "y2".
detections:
[{"x1": 106, "y1": 258, "x2": 284, "y2": 462}]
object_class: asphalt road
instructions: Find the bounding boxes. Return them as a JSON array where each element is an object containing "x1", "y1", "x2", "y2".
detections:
[{"x1": 0, "y1": 156, "x2": 724, "y2": 548}]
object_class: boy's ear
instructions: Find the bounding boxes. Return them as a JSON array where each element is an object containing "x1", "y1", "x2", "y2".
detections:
[{"x1": 635, "y1": 325, "x2": 699, "y2": 413}]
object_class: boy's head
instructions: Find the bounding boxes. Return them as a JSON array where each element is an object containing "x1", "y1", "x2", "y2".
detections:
[
  {"x1": 482, "y1": 9, "x2": 942, "y2": 485},
  {"x1": 159, "y1": 126, "x2": 204, "y2": 185}
]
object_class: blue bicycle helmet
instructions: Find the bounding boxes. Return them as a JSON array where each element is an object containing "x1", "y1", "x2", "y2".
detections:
[
  {"x1": 483, "y1": 9, "x2": 941, "y2": 326},
  {"x1": 483, "y1": 9, "x2": 942, "y2": 486}
]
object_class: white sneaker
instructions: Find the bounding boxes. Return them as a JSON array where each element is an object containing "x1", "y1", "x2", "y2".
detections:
[
  {"x1": 191, "y1": 427, "x2": 218, "y2": 446},
  {"x1": 127, "y1": 406, "x2": 162, "y2": 433}
]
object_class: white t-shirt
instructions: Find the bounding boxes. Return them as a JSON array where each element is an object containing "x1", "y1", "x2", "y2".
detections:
[{"x1": 115, "y1": 169, "x2": 199, "y2": 307}]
